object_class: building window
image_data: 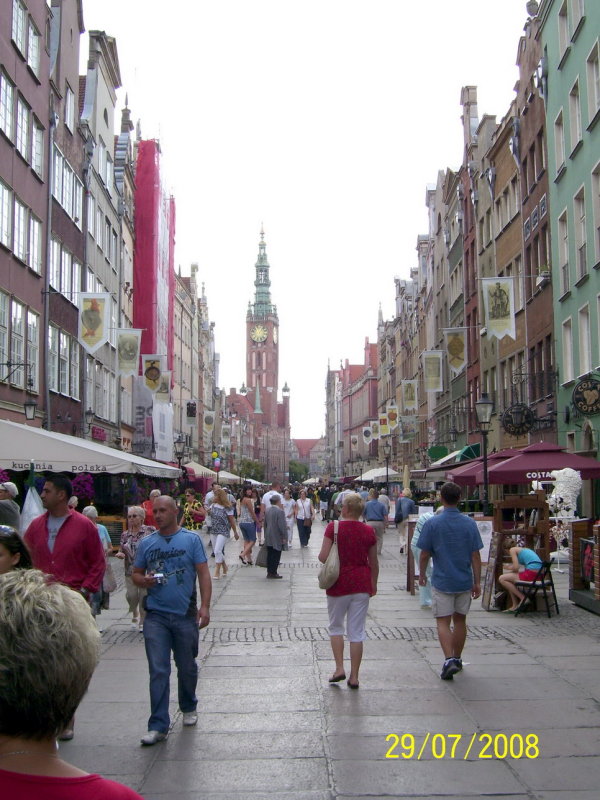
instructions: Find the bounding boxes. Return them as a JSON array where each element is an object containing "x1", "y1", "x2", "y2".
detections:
[
  {"x1": 53, "y1": 146, "x2": 62, "y2": 201},
  {"x1": 0, "y1": 292, "x2": 8, "y2": 381},
  {"x1": 13, "y1": 197, "x2": 27, "y2": 262},
  {"x1": 592, "y1": 162, "x2": 600, "y2": 262},
  {"x1": 59, "y1": 331, "x2": 69, "y2": 394},
  {"x1": 62, "y1": 161, "x2": 73, "y2": 217},
  {"x1": 87, "y1": 195, "x2": 95, "y2": 237},
  {"x1": 558, "y1": 210, "x2": 569, "y2": 294},
  {"x1": 587, "y1": 42, "x2": 600, "y2": 123},
  {"x1": 65, "y1": 84, "x2": 75, "y2": 132},
  {"x1": 73, "y1": 178, "x2": 83, "y2": 227},
  {"x1": 27, "y1": 309, "x2": 38, "y2": 392},
  {"x1": 11, "y1": 0, "x2": 26, "y2": 55},
  {"x1": 558, "y1": 1, "x2": 569, "y2": 59},
  {"x1": 0, "y1": 180, "x2": 12, "y2": 249},
  {"x1": 554, "y1": 110, "x2": 565, "y2": 174},
  {"x1": 60, "y1": 249, "x2": 72, "y2": 298},
  {"x1": 15, "y1": 96, "x2": 30, "y2": 161},
  {"x1": 562, "y1": 318, "x2": 573, "y2": 382},
  {"x1": 48, "y1": 326, "x2": 58, "y2": 392},
  {"x1": 578, "y1": 305, "x2": 591, "y2": 375},
  {"x1": 574, "y1": 188, "x2": 587, "y2": 280},
  {"x1": 72, "y1": 258, "x2": 81, "y2": 297},
  {"x1": 0, "y1": 70, "x2": 14, "y2": 140},
  {"x1": 31, "y1": 117, "x2": 43, "y2": 177},
  {"x1": 572, "y1": 0, "x2": 585, "y2": 34},
  {"x1": 10, "y1": 298, "x2": 25, "y2": 388},
  {"x1": 96, "y1": 206, "x2": 103, "y2": 248},
  {"x1": 70, "y1": 341, "x2": 80, "y2": 400},
  {"x1": 26, "y1": 18, "x2": 40, "y2": 76},
  {"x1": 28, "y1": 213, "x2": 41, "y2": 273},
  {"x1": 569, "y1": 79, "x2": 582, "y2": 151}
]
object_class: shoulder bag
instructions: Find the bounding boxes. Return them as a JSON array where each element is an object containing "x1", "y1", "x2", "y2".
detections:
[
  {"x1": 318, "y1": 520, "x2": 340, "y2": 590},
  {"x1": 255, "y1": 542, "x2": 269, "y2": 568},
  {"x1": 302, "y1": 499, "x2": 312, "y2": 529}
]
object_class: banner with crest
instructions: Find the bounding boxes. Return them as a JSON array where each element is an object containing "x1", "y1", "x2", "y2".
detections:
[
  {"x1": 116, "y1": 329, "x2": 142, "y2": 376},
  {"x1": 402, "y1": 381, "x2": 418, "y2": 411},
  {"x1": 78, "y1": 293, "x2": 110, "y2": 354},
  {"x1": 422, "y1": 351, "x2": 444, "y2": 392},
  {"x1": 142, "y1": 354, "x2": 166, "y2": 393},
  {"x1": 482, "y1": 277, "x2": 516, "y2": 340},
  {"x1": 443, "y1": 328, "x2": 467, "y2": 375}
]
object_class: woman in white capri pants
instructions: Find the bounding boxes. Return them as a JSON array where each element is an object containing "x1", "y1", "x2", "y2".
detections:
[{"x1": 318, "y1": 492, "x2": 379, "y2": 689}]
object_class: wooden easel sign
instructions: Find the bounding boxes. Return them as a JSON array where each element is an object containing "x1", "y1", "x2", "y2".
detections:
[{"x1": 481, "y1": 532, "x2": 502, "y2": 611}]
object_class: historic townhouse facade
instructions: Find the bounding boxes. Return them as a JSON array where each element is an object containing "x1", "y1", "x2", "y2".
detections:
[{"x1": 1, "y1": 0, "x2": 51, "y2": 425}]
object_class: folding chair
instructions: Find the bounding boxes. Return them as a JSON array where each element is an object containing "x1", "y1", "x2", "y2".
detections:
[{"x1": 514, "y1": 561, "x2": 559, "y2": 618}]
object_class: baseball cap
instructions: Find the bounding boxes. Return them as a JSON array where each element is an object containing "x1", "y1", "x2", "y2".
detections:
[{"x1": 0, "y1": 482, "x2": 18, "y2": 498}]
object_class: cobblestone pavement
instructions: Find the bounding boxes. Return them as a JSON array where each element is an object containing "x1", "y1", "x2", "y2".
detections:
[{"x1": 66, "y1": 519, "x2": 600, "y2": 799}]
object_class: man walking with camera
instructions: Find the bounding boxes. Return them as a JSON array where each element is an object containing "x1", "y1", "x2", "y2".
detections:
[{"x1": 133, "y1": 495, "x2": 212, "y2": 745}]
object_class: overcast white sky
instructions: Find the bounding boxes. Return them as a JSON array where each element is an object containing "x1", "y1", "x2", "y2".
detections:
[{"x1": 81, "y1": 0, "x2": 530, "y2": 438}]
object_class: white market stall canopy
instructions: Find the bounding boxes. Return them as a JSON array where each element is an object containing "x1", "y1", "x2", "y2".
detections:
[
  {"x1": 183, "y1": 461, "x2": 218, "y2": 478},
  {"x1": 358, "y1": 467, "x2": 402, "y2": 482},
  {"x1": 216, "y1": 469, "x2": 243, "y2": 482},
  {"x1": 0, "y1": 420, "x2": 180, "y2": 478}
]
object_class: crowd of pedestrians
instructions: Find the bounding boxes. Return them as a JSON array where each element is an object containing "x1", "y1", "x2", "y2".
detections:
[{"x1": 0, "y1": 470, "x2": 484, "y2": 799}]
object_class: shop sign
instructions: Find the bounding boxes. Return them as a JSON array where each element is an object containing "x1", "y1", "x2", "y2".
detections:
[
  {"x1": 91, "y1": 425, "x2": 107, "y2": 441},
  {"x1": 572, "y1": 379, "x2": 600, "y2": 416}
]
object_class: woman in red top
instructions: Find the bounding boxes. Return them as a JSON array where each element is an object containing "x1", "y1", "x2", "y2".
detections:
[{"x1": 318, "y1": 492, "x2": 378, "y2": 689}]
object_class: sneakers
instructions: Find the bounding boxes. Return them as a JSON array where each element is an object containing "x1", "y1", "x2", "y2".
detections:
[
  {"x1": 182, "y1": 712, "x2": 198, "y2": 726},
  {"x1": 140, "y1": 730, "x2": 167, "y2": 746},
  {"x1": 440, "y1": 657, "x2": 462, "y2": 681}
]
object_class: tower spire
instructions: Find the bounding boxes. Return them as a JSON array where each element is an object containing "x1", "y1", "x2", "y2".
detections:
[{"x1": 249, "y1": 225, "x2": 274, "y2": 318}]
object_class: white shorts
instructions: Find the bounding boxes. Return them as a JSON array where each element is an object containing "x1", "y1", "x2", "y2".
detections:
[
  {"x1": 431, "y1": 588, "x2": 472, "y2": 618},
  {"x1": 327, "y1": 593, "x2": 370, "y2": 642},
  {"x1": 320, "y1": 501, "x2": 328, "y2": 511}
]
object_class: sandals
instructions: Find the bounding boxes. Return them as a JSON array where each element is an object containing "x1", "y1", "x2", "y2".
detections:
[
  {"x1": 328, "y1": 673, "x2": 346, "y2": 683},
  {"x1": 239, "y1": 554, "x2": 247, "y2": 565}
]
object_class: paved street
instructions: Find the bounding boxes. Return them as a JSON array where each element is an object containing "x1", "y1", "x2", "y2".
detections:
[{"x1": 61, "y1": 519, "x2": 600, "y2": 799}]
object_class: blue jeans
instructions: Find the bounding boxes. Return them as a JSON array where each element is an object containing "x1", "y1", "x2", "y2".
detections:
[{"x1": 143, "y1": 609, "x2": 199, "y2": 733}]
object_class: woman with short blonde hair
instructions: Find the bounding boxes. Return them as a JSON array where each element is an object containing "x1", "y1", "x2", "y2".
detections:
[{"x1": 116, "y1": 505, "x2": 153, "y2": 631}]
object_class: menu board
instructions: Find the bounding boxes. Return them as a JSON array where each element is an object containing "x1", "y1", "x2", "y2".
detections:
[{"x1": 481, "y1": 532, "x2": 502, "y2": 611}]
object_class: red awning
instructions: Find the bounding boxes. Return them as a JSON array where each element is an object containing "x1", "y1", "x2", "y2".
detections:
[
  {"x1": 485, "y1": 441, "x2": 600, "y2": 484},
  {"x1": 446, "y1": 449, "x2": 522, "y2": 486}
]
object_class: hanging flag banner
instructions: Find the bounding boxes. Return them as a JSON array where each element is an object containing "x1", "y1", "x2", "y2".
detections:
[
  {"x1": 362, "y1": 425, "x2": 372, "y2": 445},
  {"x1": 154, "y1": 371, "x2": 171, "y2": 404},
  {"x1": 399, "y1": 415, "x2": 418, "y2": 443},
  {"x1": 142, "y1": 354, "x2": 166, "y2": 393},
  {"x1": 378, "y1": 412, "x2": 389, "y2": 437},
  {"x1": 370, "y1": 420, "x2": 380, "y2": 441},
  {"x1": 482, "y1": 277, "x2": 516, "y2": 340},
  {"x1": 443, "y1": 328, "x2": 467, "y2": 375},
  {"x1": 203, "y1": 410, "x2": 215, "y2": 434},
  {"x1": 422, "y1": 351, "x2": 444, "y2": 392},
  {"x1": 387, "y1": 402, "x2": 399, "y2": 430},
  {"x1": 116, "y1": 329, "x2": 142, "y2": 376},
  {"x1": 402, "y1": 381, "x2": 418, "y2": 411},
  {"x1": 78, "y1": 293, "x2": 110, "y2": 354},
  {"x1": 221, "y1": 424, "x2": 231, "y2": 448}
]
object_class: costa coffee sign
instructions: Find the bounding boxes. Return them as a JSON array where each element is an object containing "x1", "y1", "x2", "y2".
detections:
[{"x1": 572, "y1": 379, "x2": 600, "y2": 416}]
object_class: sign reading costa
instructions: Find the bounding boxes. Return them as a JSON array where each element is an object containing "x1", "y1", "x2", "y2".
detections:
[{"x1": 572, "y1": 378, "x2": 600, "y2": 416}]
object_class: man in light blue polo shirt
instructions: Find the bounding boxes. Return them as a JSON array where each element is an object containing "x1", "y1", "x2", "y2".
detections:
[
  {"x1": 418, "y1": 482, "x2": 483, "y2": 681},
  {"x1": 133, "y1": 495, "x2": 211, "y2": 745}
]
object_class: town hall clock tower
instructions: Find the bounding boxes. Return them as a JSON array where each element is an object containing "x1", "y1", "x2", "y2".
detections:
[{"x1": 246, "y1": 227, "x2": 280, "y2": 427}]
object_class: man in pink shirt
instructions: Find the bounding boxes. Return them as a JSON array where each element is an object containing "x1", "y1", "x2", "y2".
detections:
[
  {"x1": 24, "y1": 473, "x2": 105, "y2": 741},
  {"x1": 24, "y1": 474, "x2": 105, "y2": 598}
]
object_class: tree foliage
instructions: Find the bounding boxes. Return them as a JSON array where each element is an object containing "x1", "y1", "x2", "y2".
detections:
[
  {"x1": 239, "y1": 458, "x2": 265, "y2": 482},
  {"x1": 289, "y1": 459, "x2": 309, "y2": 483}
]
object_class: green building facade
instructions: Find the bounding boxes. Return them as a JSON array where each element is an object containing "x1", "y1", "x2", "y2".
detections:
[{"x1": 539, "y1": 0, "x2": 600, "y2": 456}]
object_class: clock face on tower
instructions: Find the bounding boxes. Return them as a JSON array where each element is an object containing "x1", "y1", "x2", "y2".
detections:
[{"x1": 250, "y1": 324, "x2": 268, "y2": 343}]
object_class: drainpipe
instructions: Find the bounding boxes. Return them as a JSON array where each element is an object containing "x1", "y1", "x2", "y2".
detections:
[{"x1": 42, "y1": 108, "x2": 58, "y2": 430}]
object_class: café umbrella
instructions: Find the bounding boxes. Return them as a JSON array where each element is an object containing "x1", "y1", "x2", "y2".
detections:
[
  {"x1": 485, "y1": 441, "x2": 600, "y2": 484},
  {"x1": 446, "y1": 449, "x2": 522, "y2": 486}
]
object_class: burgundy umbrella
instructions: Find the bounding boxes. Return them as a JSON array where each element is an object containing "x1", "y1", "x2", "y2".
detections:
[
  {"x1": 486, "y1": 441, "x2": 600, "y2": 484},
  {"x1": 446, "y1": 449, "x2": 521, "y2": 486}
]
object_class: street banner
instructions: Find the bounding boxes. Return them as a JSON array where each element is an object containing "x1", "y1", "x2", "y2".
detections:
[
  {"x1": 399, "y1": 415, "x2": 418, "y2": 443},
  {"x1": 362, "y1": 425, "x2": 372, "y2": 445},
  {"x1": 154, "y1": 371, "x2": 171, "y2": 403},
  {"x1": 402, "y1": 380, "x2": 418, "y2": 411},
  {"x1": 370, "y1": 420, "x2": 380, "y2": 440},
  {"x1": 443, "y1": 328, "x2": 467, "y2": 375},
  {"x1": 378, "y1": 412, "x2": 389, "y2": 437},
  {"x1": 222, "y1": 424, "x2": 231, "y2": 448},
  {"x1": 387, "y1": 402, "x2": 399, "y2": 430},
  {"x1": 142, "y1": 354, "x2": 166, "y2": 393},
  {"x1": 204, "y1": 410, "x2": 215, "y2": 434},
  {"x1": 116, "y1": 329, "x2": 142, "y2": 376},
  {"x1": 482, "y1": 277, "x2": 516, "y2": 340},
  {"x1": 422, "y1": 351, "x2": 444, "y2": 392},
  {"x1": 78, "y1": 293, "x2": 110, "y2": 354}
]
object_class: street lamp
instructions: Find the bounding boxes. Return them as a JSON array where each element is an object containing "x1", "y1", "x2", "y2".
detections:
[
  {"x1": 382, "y1": 438, "x2": 392, "y2": 494},
  {"x1": 23, "y1": 398, "x2": 37, "y2": 421},
  {"x1": 475, "y1": 393, "x2": 494, "y2": 516},
  {"x1": 174, "y1": 433, "x2": 186, "y2": 470}
]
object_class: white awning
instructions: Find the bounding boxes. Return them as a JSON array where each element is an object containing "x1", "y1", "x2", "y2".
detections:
[
  {"x1": 0, "y1": 420, "x2": 180, "y2": 478},
  {"x1": 358, "y1": 467, "x2": 401, "y2": 482},
  {"x1": 183, "y1": 461, "x2": 218, "y2": 478}
]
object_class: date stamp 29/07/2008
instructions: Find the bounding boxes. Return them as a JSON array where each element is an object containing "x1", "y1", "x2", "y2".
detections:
[{"x1": 385, "y1": 733, "x2": 540, "y2": 760}]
